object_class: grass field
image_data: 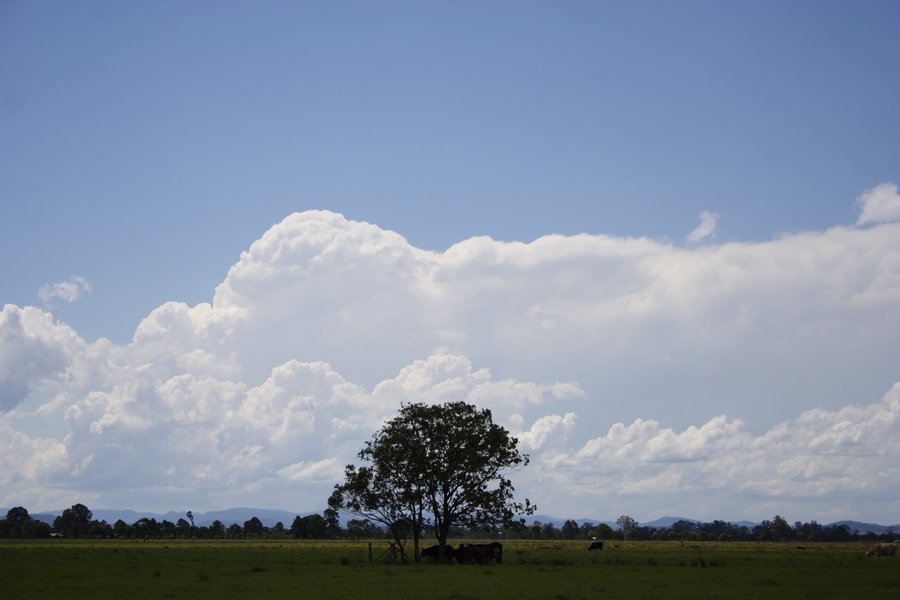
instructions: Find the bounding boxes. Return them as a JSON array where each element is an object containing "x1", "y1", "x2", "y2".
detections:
[{"x1": 1, "y1": 539, "x2": 898, "y2": 599}]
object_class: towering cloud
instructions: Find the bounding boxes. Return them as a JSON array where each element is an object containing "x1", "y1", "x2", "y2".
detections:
[{"x1": 2, "y1": 188, "x2": 900, "y2": 521}]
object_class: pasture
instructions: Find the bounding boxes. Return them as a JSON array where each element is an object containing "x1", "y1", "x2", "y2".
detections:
[{"x1": 1, "y1": 539, "x2": 897, "y2": 599}]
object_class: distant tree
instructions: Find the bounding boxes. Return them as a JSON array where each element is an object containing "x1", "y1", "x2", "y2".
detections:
[
  {"x1": 671, "y1": 519, "x2": 697, "y2": 541},
  {"x1": 159, "y1": 520, "x2": 176, "y2": 539},
  {"x1": 541, "y1": 521, "x2": 559, "y2": 539},
  {"x1": 6, "y1": 506, "x2": 29, "y2": 523},
  {"x1": 113, "y1": 519, "x2": 130, "y2": 539},
  {"x1": 54, "y1": 503, "x2": 93, "y2": 538},
  {"x1": 830, "y1": 524, "x2": 851, "y2": 542},
  {"x1": 133, "y1": 517, "x2": 159, "y2": 539},
  {"x1": 209, "y1": 520, "x2": 225, "y2": 539},
  {"x1": 3, "y1": 507, "x2": 29, "y2": 538},
  {"x1": 290, "y1": 514, "x2": 327, "y2": 539},
  {"x1": 616, "y1": 515, "x2": 637, "y2": 541},
  {"x1": 243, "y1": 517, "x2": 265, "y2": 536},
  {"x1": 561, "y1": 519, "x2": 581, "y2": 540},
  {"x1": 176, "y1": 518, "x2": 191, "y2": 538},
  {"x1": 580, "y1": 522, "x2": 595, "y2": 539},
  {"x1": 769, "y1": 515, "x2": 793, "y2": 541},
  {"x1": 88, "y1": 520, "x2": 112, "y2": 538},
  {"x1": 589, "y1": 522, "x2": 615, "y2": 540},
  {"x1": 289, "y1": 515, "x2": 303, "y2": 538},
  {"x1": 323, "y1": 507, "x2": 341, "y2": 538},
  {"x1": 346, "y1": 519, "x2": 382, "y2": 539},
  {"x1": 504, "y1": 518, "x2": 529, "y2": 539},
  {"x1": 186, "y1": 511, "x2": 195, "y2": 537},
  {"x1": 226, "y1": 523, "x2": 242, "y2": 538}
]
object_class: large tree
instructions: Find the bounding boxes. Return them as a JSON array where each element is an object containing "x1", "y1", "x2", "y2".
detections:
[{"x1": 330, "y1": 401, "x2": 533, "y2": 562}]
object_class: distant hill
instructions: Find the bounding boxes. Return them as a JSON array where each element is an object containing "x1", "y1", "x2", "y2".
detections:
[
  {"x1": 829, "y1": 520, "x2": 900, "y2": 535},
  {"x1": 639, "y1": 516, "x2": 697, "y2": 529},
  {"x1": 638, "y1": 516, "x2": 760, "y2": 529},
  {"x1": 527, "y1": 514, "x2": 617, "y2": 528}
]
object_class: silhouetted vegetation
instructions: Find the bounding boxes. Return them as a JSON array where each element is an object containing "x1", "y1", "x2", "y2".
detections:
[{"x1": 2, "y1": 504, "x2": 894, "y2": 543}]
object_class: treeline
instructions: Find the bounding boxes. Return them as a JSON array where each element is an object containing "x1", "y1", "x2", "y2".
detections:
[
  {"x1": 523, "y1": 515, "x2": 894, "y2": 543},
  {"x1": 1, "y1": 505, "x2": 895, "y2": 542},
  {"x1": 0, "y1": 505, "x2": 344, "y2": 540}
]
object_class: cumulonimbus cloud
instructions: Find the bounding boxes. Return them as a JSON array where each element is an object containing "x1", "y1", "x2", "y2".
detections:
[{"x1": 2, "y1": 187, "x2": 900, "y2": 521}]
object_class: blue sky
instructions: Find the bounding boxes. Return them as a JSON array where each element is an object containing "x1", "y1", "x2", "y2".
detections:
[
  {"x1": 2, "y1": 1, "x2": 900, "y2": 523},
  {"x1": 4, "y1": 0, "x2": 898, "y2": 343}
]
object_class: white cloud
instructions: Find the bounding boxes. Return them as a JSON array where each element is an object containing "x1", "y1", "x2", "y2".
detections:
[
  {"x1": 0, "y1": 305, "x2": 84, "y2": 412},
  {"x1": 4, "y1": 186, "x2": 900, "y2": 521},
  {"x1": 519, "y1": 412, "x2": 577, "y2": 451},
  {"x1": 38, "y1": 276, "x2": 92, "y2": 306},
  {"x1": 0, "y1": 350, "x2": 586, "y2": 511},
  {"x1": 686, "y1": 210, "x2": 719, "y2": 242},
  {"x1": 856, "y1": 183, "x2": 900, "y2": 225},
  {"x1": 523, "y1": 383, "x2": 900, "y2": 521}
]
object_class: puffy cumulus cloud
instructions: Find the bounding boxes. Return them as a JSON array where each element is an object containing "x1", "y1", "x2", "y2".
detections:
[
  {"x1": 130, "y1": 301, "x2": 245, "y2": 381},
  {"x1": 518, "y1": 412, "x2": 577, "y2": 451},
  {"x1": 38, "y1": 276, "x2": 92, "y2": 306},
  {"x1": 525, "y1": 383, "x2": 900, "y2": 521},
  {"x1": 5, "y1": 191, "x2": 900, "y2": 519},
  {"x1": 0, "y1": 305, "x2": 84, "y2": 412},
  {"x1": 856, "y1": 183, "x2": 900, "y2": 225},
  {"x1": 2, "y1": 348, "x2": 582, "y2": 510},
  {"x1": 371, "y1": 354, "x2": 584, "y2": 434},
  {"x1": 123, "y1": 205, "x2": 900, "y2": 431},
  {"x1": 686, "y1": 210, "x2": 719, "y2": 242},
  {"x1": 206, "y1": 211, "x2": 440, "y2": 385}
]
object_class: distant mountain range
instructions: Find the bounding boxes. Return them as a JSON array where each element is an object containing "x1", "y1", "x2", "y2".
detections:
[{"x1": 8, "y1": 508, "x2": 898, "y2": 534}]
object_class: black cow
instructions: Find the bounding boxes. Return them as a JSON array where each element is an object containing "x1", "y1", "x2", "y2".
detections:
[
  {"x1": 588, "y1": 541, "x2": 604, "y2": 551},
  {"x1": 420, "y1": 545, "x2": 455, "y2": 561},
  {"x1": 456, "y1": 542, "x2": 503, "y2": 564}
]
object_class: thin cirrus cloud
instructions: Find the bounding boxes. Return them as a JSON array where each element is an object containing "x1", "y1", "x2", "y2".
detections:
[{"x1": 2, "y1": 186, "x2": 900, "y2": 522}]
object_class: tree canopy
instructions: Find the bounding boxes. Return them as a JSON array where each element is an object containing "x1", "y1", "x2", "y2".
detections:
[{"x1": 329, "y1": 401, "x2": 534, "y2": 561}]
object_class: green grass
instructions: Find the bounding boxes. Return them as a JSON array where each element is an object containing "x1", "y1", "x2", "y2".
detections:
[{"x1": 1, "y1": 540, "x2": 898, "y2": 599}]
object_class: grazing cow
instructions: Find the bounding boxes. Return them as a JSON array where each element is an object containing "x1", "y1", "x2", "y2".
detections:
[
  {"x1": 589, "y1": 541, "x2": 604, "y2": 551},
  {"x1": 420, "y1": 545, "x2": 454, "y2": 561},
  {"x1": 456, "y1": 542, "x2": 503, "y2": 564},
  {"x1": 865, "y1": 543, "x2": 897, "y2": 558}
]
